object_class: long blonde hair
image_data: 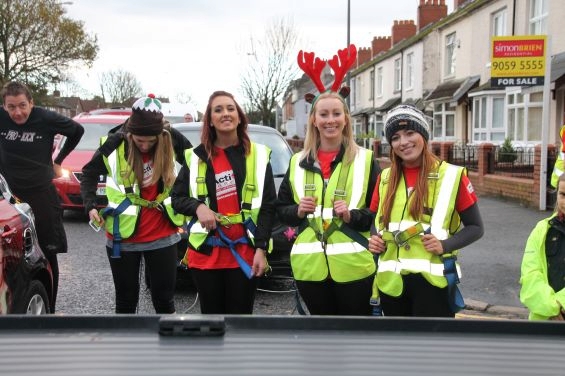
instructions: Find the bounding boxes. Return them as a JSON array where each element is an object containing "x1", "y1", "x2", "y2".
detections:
[
  {"x1": 380, "y1": 139, "x2": 439, "y2": 227},
  {"x1": 126, "y1": 129, "x2": 176, "y2": 187},
  {"x1": 301, "y1": 91, "x2": 359, "y2": 164}
]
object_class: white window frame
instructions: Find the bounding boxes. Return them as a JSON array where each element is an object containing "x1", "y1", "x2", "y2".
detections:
[
  {"x1": 376, "y1": 67, "x2": 383, "y2": 97},
  {"x1": 492, "y1": 8, "x2": 507, "y2": 36},
  {"x1": 445, "y1": 32, "x2": 456, "y2": 78},
  {"x1": 369, "y1": 69, "x2": 375, "y2": 101},
  {"x1": 432, "y1": 102, "x2": 456, "y2": 140},
  {"x1": 405, "y1": 52, "x2": 414, "y2": 90},
  {"x1": 471, "y1": 94, "x2": 506, "y2": 142},
  {"x1": 506, "y1": 90, "x2": 543, "y2": 143},
  {"x1": 529, "y1": 0, "x2": 547, "y2": 35},
  {"x1": 394, "y1": 58, "x2": 401, "y2": 92}
]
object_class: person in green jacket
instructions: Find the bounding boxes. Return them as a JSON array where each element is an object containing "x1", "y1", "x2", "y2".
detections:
[{"x1": 520, "y1": 172, "x2": 565, "y2": 320}]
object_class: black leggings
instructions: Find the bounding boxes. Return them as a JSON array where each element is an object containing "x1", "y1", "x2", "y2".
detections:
[
  {"x1": 106, "y1": 245, "x2": 177, "y2": 314},
  {"x1": 190, "y1": 268, "x2": 257, "y2": 314},
  {"x1": 296, "y1": 275, "x2": 374, "y2": 316},
  {"x1": 379, "y1": 273, "x2": 455, "y2": 318}
]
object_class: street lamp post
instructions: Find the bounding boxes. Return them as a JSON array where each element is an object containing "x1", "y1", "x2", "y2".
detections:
[{"x1": 346, "y1": 0, "x2": 351, "y2": 107}]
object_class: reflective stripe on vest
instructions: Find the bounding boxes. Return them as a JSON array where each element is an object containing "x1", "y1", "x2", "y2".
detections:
[
  {"x1": 375, "y1": 162, "x2": 463, "y2": 296},
  {"x1": 289, "y1": 148, "x2": 376, "y2": 283}
]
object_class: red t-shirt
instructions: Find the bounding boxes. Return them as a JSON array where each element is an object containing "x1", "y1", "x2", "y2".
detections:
[
  {"x1": 115, "y1": 153, "x2": 178, "y2": 243},
  {"x1": 317, "y1": 150, "x2": 339, "y2": 179},
  {"x1": 188, "y1": 147, "x2": 255, "y2": 269},
  {"x1": 369, "y1": 166, "x2": 477, "y2": 214}
]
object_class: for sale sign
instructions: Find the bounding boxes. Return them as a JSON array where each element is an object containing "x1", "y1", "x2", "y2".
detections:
[{"x1": 490, "y1": 35, "x2": 547, "y2": 87}]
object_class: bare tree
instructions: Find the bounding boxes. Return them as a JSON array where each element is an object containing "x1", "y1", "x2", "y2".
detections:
[
  {"x1": 240, "y1": 17, "x2": 300, "y2": 127},
  {"x1": 174, "y1": 92, "x2": 196, "y2": 105},
  {"x1": 99, "y1": 69, "x2": 143, "y2": 105},
  {"x1": 0, "y1": 0, "x2": 98, "y2": 88}
]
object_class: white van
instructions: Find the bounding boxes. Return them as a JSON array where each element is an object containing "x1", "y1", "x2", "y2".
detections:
[{"x1": 160, "y1": 103, "x2": 198, "y2": 124}]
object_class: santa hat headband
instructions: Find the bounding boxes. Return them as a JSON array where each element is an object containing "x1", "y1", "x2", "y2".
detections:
[{"x1": 297, "y1": 44, "x2": 357, "y2": 104}]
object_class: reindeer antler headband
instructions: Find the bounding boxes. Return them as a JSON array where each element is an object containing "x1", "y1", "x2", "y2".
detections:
[{"x1": 297, "y1": 44, "x2": 357, "y2": 104}]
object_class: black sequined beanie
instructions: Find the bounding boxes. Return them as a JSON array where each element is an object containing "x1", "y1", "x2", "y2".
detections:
[{"x1": 384, "y1": 105, "x2": 430, "y2": 143}]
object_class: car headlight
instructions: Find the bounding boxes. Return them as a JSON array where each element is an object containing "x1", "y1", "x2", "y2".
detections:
[{"x1": 60, "y1": 168, "x2": 71, "y2": 179}]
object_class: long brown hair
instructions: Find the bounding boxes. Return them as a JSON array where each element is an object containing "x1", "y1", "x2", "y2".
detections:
[
  {"x1": 126, "y1": 128, "x2": 176, "y2": 187},
  {"x1": 201, "y1": 90, "x2": 250, "y2": 160},
  {"x1": 380, "y1": 139, "x2": 439, "y2": 227}
]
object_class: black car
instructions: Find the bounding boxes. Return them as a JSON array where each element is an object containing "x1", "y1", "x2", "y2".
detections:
[
  {"x1": 172, "y1": 122, "x2": 296, "y2": 279},
  {"x1": 0, "y1": 174, "x2": 53, "y2": 314}
]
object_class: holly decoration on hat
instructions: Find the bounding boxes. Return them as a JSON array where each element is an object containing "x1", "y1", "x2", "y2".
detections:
[{"x1": 133, "y1": 93, "x2": 162, "y2": 113}]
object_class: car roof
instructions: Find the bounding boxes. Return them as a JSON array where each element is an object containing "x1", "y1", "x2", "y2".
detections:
[
  {"x1": 80, "y1": 107, "x2": 132, "y2": 116},
  {"x1": 73, "y1": 114, "x2": 130, "y2": 124},
  {"x1": 173, "y1": 122, "x2": 281, "y2": 134}
]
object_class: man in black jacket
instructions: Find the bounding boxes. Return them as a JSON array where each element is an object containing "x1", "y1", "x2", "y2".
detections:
[{"x1": 0, "y1": 81, "x2": 84, "y2": 312}]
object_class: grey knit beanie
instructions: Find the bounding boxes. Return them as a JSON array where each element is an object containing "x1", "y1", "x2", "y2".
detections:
[{"x1": 384, "y1": 105, "x2": 430, "y2": 143}]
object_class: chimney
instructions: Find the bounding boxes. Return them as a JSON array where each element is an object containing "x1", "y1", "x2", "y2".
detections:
[
  {"x1": 454, "y1": 0, "x2": 469, "y2": 9},
  {"x1": 391, "y1": 20, "x2": 417, "y2": 46},
  {"x1": 418, "y1": 0, "x2": 448, "y2": 30},
  {"x1": 356, "y1": 47, "x2": 372, "y2": 68},
  {"x1": 371, "y1": 36, "x2": 392, "y2": 57}
]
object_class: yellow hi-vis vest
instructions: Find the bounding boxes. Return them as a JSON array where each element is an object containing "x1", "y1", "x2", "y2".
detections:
[
  {"x1": 183, "y1": 143, "x2": 271, "y2": 254},
  {"x1": 288, "y1": 148, "x2": 375, "y2": 283},
  {"x1": 375, "y1": 161, "x2": 464, "y2": 297},
  {"x1": 550, "y1": 125, "x2": 565, "y2": 188},
  {"x1": 101, "y1": 138, "x2": 185, "y2": 239}
]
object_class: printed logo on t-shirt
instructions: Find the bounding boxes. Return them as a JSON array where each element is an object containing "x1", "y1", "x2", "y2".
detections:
[
  {"x1": 466, "y1": 181, "x2": 475, "y2": 194},
  {"x1": 4, "y1": 130, "x2": 36, "y2": 142},
  {"x1": 142, "y1": 160, "x2": 154, "y2": 187},
  {"x1": 216, "y1": 170, "x2": 237, "y2": 200}
]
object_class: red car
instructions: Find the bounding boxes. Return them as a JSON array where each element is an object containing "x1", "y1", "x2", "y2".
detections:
[
  {"x1": 52, "y1": 110, "x2": 131, "y2": 211},
  {"x1": 0, "y1": 173, "x2": 53, "y2": 314}
]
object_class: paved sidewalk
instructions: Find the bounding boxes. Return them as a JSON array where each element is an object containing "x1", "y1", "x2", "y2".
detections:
[{"x1": 458, "y1": 195, "x2": 551, "y2": 319}]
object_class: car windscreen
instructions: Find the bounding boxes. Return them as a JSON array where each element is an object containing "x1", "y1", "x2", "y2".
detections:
[
  {"x1": 178, "y1": 129, "x2": 292, "y2": 177},
  {"x1": 70, "y1": 123, "x2": 122, "y2": 151}
]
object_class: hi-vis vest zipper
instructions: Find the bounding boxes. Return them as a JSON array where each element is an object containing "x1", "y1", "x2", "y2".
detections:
[
  {"x1": 288, "y1": 148, "x2": 375, "y2": 283},
  {"x1": 375, "y1": 161, "x2": 464, "y2": 297},
  {"x1": 101, "y1": 137, "x2": 185, "y2": 239},
  {"x1": 183, "y1": 143, "x2": 271, "y2": 253}
]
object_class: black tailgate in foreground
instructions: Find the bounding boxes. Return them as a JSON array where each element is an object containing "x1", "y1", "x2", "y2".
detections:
[{"x1": 0, "y1": 315, "x2": 563, "y2": 376}]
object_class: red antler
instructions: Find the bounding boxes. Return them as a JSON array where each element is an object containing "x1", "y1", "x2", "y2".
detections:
[
  {"x1": 297, "y1": 50, "x2": 327, "y2": 93},
  {"x1": 328, "y1": 44, "x2": 357, "y2": 92}
]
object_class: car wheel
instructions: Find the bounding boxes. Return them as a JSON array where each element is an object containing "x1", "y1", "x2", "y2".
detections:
[{"x1": 18, "y1": 280, "x2": 50, "y2": 315}]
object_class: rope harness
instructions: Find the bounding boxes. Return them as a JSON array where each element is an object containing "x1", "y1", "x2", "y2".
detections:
[{"x1": 304, "y1": 160, "x2": 368, "y2": 249}]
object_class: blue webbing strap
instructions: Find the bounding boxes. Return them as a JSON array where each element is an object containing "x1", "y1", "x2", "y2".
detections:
[
  {"x1": 100, "y1": 197, "x2": 132, "y2": 259},
  {"x1": 442, "y1": 254, "x2": 465, "y2": 313},
  {"x1": 205, "y1": 227, "x2": 253, "y2": 279}
]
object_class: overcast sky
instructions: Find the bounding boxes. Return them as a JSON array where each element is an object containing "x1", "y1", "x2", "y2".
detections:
[{"x1": 64, "y1": 0, "x2": 451, "y2": 111}]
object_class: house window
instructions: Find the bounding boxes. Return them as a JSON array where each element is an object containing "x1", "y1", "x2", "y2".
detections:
[
  {"x1": 492, "y1": 8, "x2": 507, "y2": 36},
  {"x1": 506, "y1": 90, "x2": 543, "y2": 142},
  {"x1": 433, "y1": 102, "x2": 455, "y2": 139},
  {"x1": 394, "y1": 58, "x2": 401, "y2": 92},
  {"x1": 375, "y1": 114, "x2": 384, "y2": 141},
  {"x1": 405, "y1": 52, "x2": 414, "y2": 89},
  {"x1": 351, "y1": 77, "x2": 357, "y2": 108},
  {"x1": 471, "y1": 95, "x2": 505, "y2": 142},
  {"x1": 376, "y1": 67, "x2": 383, "y2": 97},
  {"x1": 445, "y1": 32, "x2": 456, "y2": 77},
  {"x1": 355, "y1": 76, "x2": 362, "y2": 107},
  {"x1": 369, "y1": 69, "x2": 375, "y2": 101},
  {"x1": 529, "y1": 0, "x2": 547, "y2": 34}
]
